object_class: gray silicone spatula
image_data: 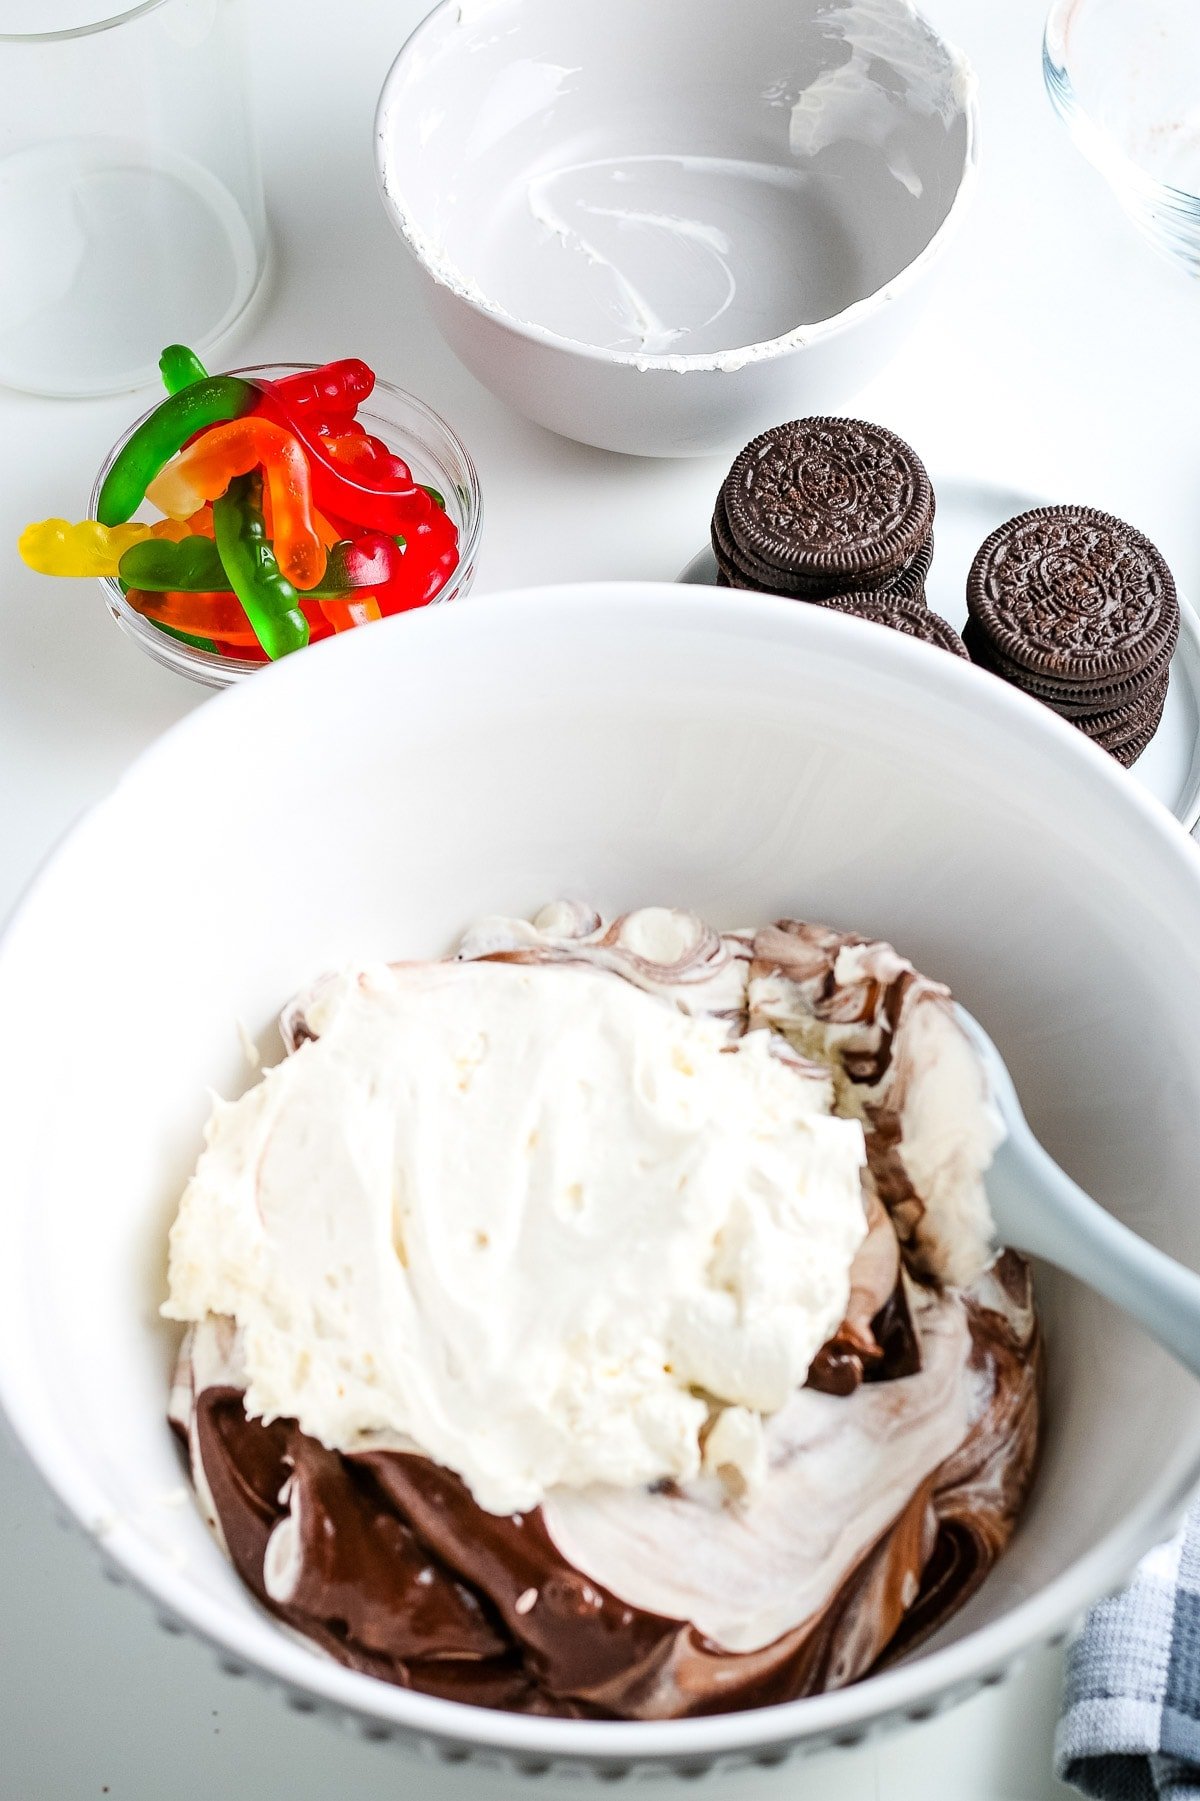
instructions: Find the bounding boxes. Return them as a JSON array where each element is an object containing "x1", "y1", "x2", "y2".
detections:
[{"x1": 956, "y1": 1005, "x2": 1200, "y2": 1378}]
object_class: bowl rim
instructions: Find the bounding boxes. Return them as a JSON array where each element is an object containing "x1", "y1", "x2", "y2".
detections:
[
  {"x1": 0, "y1": 0, "x2": 168, "y2": 46},
  {"x1": 89, "y1": 362, "x2": 485, "y2": 689},
  {"x1": 3, "y1": 581, "x2": 1200, "y2": 1765},
  {"x1": 374, "y1": 0, "x2": 982, "y2": 375}
]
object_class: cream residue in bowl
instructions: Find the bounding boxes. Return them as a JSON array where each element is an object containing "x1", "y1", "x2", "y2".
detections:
[{"x1": 377, "y1": 0, "x2": 977, "y2": 373}]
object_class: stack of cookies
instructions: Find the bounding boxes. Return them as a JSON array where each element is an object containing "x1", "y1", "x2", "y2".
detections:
[
  {"x1": 963, "y1": 506, "x2": 1179, "y2": 768},
  {"x1": 712, "y1": 417, "x2": 967, "y2": 658}
]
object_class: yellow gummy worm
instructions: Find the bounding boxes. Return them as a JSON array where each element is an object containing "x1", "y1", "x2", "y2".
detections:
[{"x1": 18, "y1": 516, "x2": 191, "y2": 579}]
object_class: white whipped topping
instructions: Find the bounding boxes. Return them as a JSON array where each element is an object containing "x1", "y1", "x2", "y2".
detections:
[
  {"x1": 461, "y1": 906, "x2": 1001, "y2": 1285},
  {"x1": 164, "y1": 959, "x2": 867, "y2": 1516},
  {"x1": 867, "y1": 964, "x2": 1002, "y2": 1290},
  {"x1": 454, "y1": 902, "x2": 753, "y2": 1024},
  {"x1": 750, "y1": 937, "x2": 1002, "y2": 1289}
]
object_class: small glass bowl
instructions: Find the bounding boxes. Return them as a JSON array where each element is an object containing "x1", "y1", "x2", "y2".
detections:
[
  {"x1": 1044, "y1": 0, "x2": 1200, "y2": 276},
  {"x1": 89, "y1": 364, "x2": 484, "y2": 689}
]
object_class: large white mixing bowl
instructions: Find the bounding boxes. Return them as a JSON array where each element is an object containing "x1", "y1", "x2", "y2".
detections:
[{"x1": 1, "y1": 586, "x2": 1199, "y2": 1781}]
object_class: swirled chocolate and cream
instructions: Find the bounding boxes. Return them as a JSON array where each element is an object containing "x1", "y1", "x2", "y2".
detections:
[{"x1": 164, "y1": 906, "x2": 1040, "y2": 1719}]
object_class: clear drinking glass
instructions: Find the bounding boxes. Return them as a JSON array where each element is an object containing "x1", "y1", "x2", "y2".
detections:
[
  {"x1": 0, "y1": 0, "x2": 268, "y2": 396},
  {"x1": 1044, "y1": 0, "x2": 1200, "y2": 276}
]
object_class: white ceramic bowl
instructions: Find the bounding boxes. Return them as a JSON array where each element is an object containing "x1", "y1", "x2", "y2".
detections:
[
  {"x1": 375, "y1": 0, "x2": 979, "y2": 457},
  {"x1": 2, "y1": 585, "x2": 1200, "y2": 1783}
]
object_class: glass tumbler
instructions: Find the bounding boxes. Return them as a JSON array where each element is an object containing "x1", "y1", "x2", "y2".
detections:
[
  {"x1": 1044, "y1": 0, "x2": 1200, "y2": 276},
  {"x1": 0, "y1": 0, "x2": 267, "y2": 396}
]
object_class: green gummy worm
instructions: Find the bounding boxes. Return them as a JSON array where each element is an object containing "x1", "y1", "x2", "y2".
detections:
[
  {"x1": 212, "y1": 474, "x2": 309, "y2": 661},
  {"x1": 159, "y1": 345, "x2": 210, "y2": 396},
  {"x1": 97, "y1": 375, "x2": 257, "y2": 526}
]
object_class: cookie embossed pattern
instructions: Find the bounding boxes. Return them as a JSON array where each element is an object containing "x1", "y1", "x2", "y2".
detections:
[
  {"x1": 715, "y1": 418, "x2": 937, "y2": 601},
  {"x1": 964, "y1": 508, "x2": 1180, "y2": 769},
  {"x1": 728, "y1": 420, "x2": 934, "y2": 579},
  {"x1": 967, "y1": 509, "x2": 1178, "y2": 679}
]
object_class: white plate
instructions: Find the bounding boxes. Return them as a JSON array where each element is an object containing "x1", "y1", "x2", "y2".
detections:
[{"x1": 680, "y1": 475, "x2": 1200, "y2": 830}]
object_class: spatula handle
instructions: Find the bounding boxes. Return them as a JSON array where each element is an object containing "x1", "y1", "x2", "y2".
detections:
[{"x1": 993, "y1": 1138, "x2": 1200, "y2": 1380}]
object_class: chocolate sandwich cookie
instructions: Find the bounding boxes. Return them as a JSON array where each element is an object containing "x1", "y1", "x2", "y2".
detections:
[
  {"x1": 714, "y1": 480, "x2": 935, "y2": 603},
  {"x1": 711, "y1": 491, "x2": 808, "y2": 595},
  {"x1": 713, "y1": 490, "x2": 934, "y2": 604},
  {"x1": 963, "y1": 506, "x2": 1178, "y2": 769},
  {"x1": 710, "y1": 490, "x2": 752, "y2": 587},
  {"x1": 1075, "y1": 674, "x2": 1169, "y2": 753},
  {"x1": 961, "y1": 617, "x2": 1174, "y2": 718},
  {"x1": 885, "y1": 531, "x2": 935, "y2": 600},
  {"x1": 1111, "y1": 711, "x2": 1164, "y2": 769},
  {"x1": 815, "y1": 592, "x2": 968, "y2": 658},
  {"x1": 966, "y1": 640, "x2": 1168, "y2": 766},
  {"x1": 715, "y1": 531, "x2": 937, "y2": 602},
  {"x1": 966, "y1": 506, "x2": 1179, "y2": 686},
  {"x1": 722, "y1": 418, "x2": 934, "y2": 593}
]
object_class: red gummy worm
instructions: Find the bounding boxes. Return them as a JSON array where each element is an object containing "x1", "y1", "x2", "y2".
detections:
[{"x1": 253, "y1": 385, "x2": 427, "y2": 536}]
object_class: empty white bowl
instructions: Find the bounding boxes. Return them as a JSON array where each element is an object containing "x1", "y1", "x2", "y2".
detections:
[
  {"x1": 2, "y1": 585, "x2": 1200, "y2": 1782},
  {"x1": 375, "y1": 0, "x2": 979, "y2": 456}
]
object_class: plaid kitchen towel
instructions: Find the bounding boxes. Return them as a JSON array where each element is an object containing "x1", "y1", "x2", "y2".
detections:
[{"x1": 1057, "y1": 1512, "x2": 1200, "y2": 1799}]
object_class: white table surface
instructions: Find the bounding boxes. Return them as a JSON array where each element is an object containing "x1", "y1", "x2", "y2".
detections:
[{"x1": 4, "y1": 0, "x2": 1199, "y2": 1794}]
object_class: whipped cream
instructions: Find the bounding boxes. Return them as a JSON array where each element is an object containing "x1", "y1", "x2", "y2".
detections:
[
  {"x1": 164, "y1": 958, "x2": 868, "y2": 1516},
  {"x1": 749, "y1": 933, "x2": 1002, "y2": 1288},
  {"x1": 460, "y1": 906, "x2": 1003, "y2": 1288}
]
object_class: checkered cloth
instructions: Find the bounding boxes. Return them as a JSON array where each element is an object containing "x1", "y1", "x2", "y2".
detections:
[{"x1": 1057, "y1": 1510, "x2": 1200, "y2": 1799}]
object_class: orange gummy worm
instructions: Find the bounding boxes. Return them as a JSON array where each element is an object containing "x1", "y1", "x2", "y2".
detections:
[
  {"x1": 319, "y1": 595, "x2": 383, "y2": 633},
  {"x1": 145, "y1": 419, "x2": 324, "y2": 590},
  {"x1": 127, "y1": 588, "x2": 260, "y2": 647}
]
